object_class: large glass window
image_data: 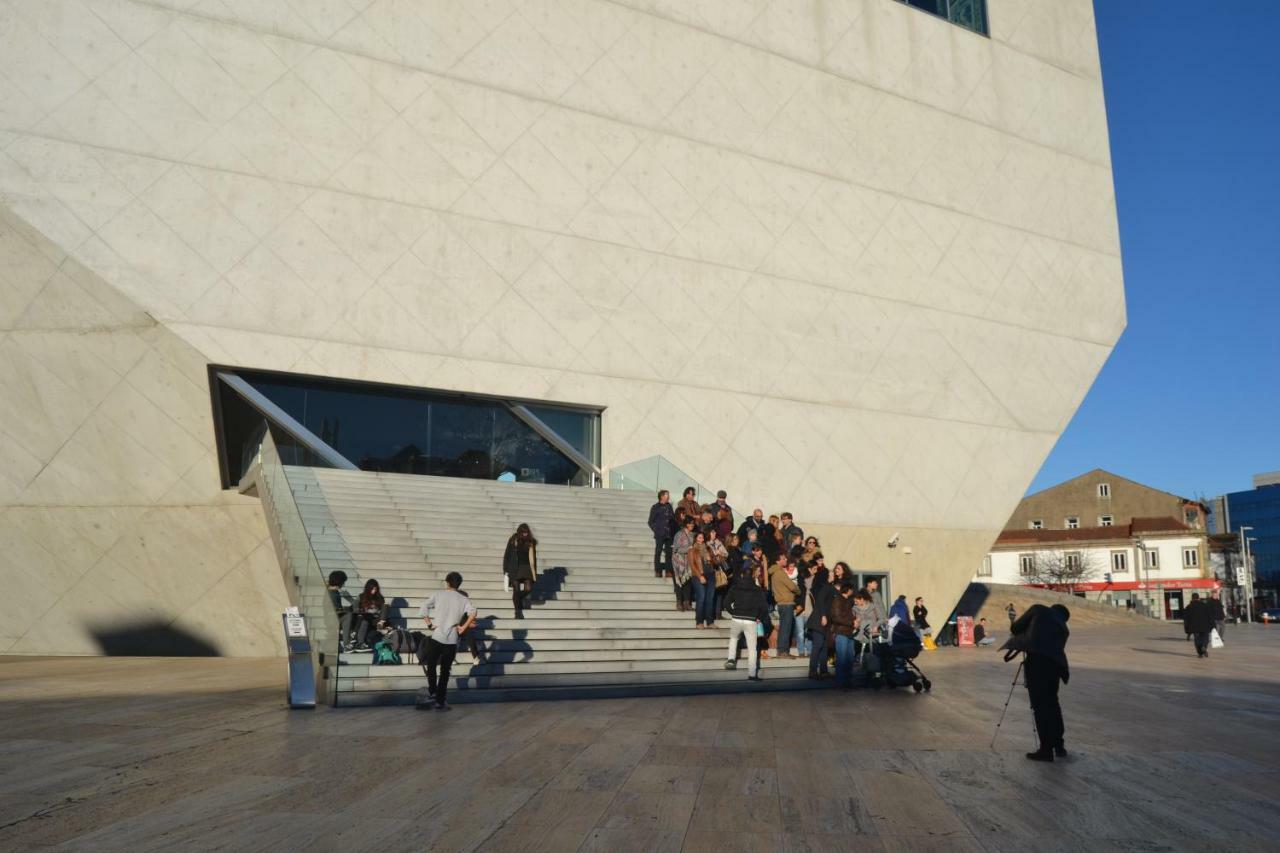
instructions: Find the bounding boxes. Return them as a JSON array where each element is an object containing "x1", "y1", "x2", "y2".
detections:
[
  {"x1": 896, "y1": 0, "x2": 988, "y2": 37},
  {"x1": 213, "y1": 368, "x2": 601, "y2": 488}
]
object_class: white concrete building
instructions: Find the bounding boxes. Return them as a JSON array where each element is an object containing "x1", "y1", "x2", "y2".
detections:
[{"x1": 0, "y1": 0, "x2": 1125, "y2": 656}]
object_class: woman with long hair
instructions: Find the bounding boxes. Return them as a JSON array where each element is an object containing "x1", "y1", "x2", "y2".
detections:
[
  {"x1": 503, "y1": 523, "x2": 538, "y2": 618},
  {"x1": 720, "y1": 533, "x2": 741, "y2": 620},
  {"x1": 353, "y1": 578, "x2": 386, "y2": 651},
  {"x1": 690, "y1": 530, "x2": 716, "y2": 628},
  {"x1": 671, "y1": 516, "x2": 696, "y2": 611}
]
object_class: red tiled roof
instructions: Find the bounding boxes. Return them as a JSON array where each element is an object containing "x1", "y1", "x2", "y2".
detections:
[
  {"x1": 995, "y1": 517, "x2": 1194, "y2": 547},
  {"x1": 1131, "y1": 516, "x2": 1194, "y2": 534}
]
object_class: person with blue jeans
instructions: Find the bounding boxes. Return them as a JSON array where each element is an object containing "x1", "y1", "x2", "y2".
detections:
[
  {"x1": 768, "y1": 553, "x2": 800, "y2": 657},
  {"x1": 689, "y1": 531, "x2": 717, "y2": 628},
  {"x1": 829, "y1": 583, "x2": 858, "y2": 689}
]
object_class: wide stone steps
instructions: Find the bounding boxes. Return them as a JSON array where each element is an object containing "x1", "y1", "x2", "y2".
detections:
[{"x1": 279, "y1": 467, "x2": 792, "y2": 705}]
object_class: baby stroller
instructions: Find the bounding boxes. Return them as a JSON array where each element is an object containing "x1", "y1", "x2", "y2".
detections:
[{"x1": 872, "y1": 620, "x2": 932, "y2": 693}]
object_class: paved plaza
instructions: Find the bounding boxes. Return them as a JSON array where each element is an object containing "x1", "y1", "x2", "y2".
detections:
[{"x1": 1, "y1": 621, "x2": 1277, "y2": 852}]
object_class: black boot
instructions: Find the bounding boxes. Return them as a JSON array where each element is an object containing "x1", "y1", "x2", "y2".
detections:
[
  {"x1": 1026, "y1": 749, "x2": 1054, "y2": 762},
  {"x1": 1054, "y1": 745, "x2": 1068, "y2": 758}
]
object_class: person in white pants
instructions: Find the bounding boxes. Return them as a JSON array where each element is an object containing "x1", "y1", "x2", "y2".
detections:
[{"x1": 722, "y1": 572, "x2": 768, "y2": 681}]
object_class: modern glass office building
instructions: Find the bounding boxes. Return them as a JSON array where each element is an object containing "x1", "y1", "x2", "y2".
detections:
[
  {"x1": 1212, "y1": 476, "x2": 1280, "y2": 588},
  {"x1": 0, "y1": 0, "x2": 1126, "y2": 656}
]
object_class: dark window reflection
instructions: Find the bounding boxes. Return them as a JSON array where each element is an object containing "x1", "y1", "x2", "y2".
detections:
[
  {"x1": 905, "y1": 0, "x2": 946, "y2": 16},
  {"x1": 215, "y1": 371, "x2": 599, "y2": 488}
]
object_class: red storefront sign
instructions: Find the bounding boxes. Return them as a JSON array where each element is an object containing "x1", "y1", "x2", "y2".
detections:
[
  {"x1": 1033, "y1": 579, "x2": 1220, "y2": 593},
  {"x1": 956, "y1": 616, "x2": 974, "y2": 646}
]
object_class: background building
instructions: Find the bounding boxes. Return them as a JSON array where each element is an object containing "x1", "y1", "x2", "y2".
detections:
[
  {"x1": 0, "y1": 0, "x2": 1125, "y2": 656},
  {"x1": 1209, "y1": 471, "x2": 1280, "y2": 609},
  {"x1": 976, "y1": 470, "x2": 1212, "y2": 619}
]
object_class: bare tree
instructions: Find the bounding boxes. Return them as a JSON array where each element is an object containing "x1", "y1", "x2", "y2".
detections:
[{"x1": 1027, "y1": 549, "x2": 1103, "y2": 594}]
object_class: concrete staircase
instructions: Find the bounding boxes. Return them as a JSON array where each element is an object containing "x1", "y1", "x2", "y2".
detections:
[{"x1": 289, "y1": 468, "x2": 815, "y2": 705}]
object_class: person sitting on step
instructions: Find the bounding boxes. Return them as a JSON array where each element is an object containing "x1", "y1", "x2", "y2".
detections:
[{"x1": 352, "y1": 579, "x2": 386, "y2": 651}]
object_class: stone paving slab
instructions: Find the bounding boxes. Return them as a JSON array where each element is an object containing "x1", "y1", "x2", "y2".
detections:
[{"x1": 0, "y1": 622, "x2": 1278, "y2": 851}]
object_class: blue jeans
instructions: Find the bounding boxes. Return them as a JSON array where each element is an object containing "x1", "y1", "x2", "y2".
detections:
[
  {"x1": 835, "y1": 634, "x2": 856, "y2": 687},
  {"x1": 795, "y1": 612, "x2": 809, "y2": 655},
  {"x1": 776, "y1": 604, "x2": 795, "y2": 654},
  {"x1": 808, "y1": 628, "x2": 828, "y2": 675},
  {"x1": 693, "y1": 580, "x2": 716, "y2": 626}
]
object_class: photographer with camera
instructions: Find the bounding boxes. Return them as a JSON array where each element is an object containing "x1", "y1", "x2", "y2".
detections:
[{"x1": 1002, "y1": 603, "x2": 1071, "y2": 762}]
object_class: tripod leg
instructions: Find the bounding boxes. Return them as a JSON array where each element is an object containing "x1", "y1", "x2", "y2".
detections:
[{"x1": 990, "y1": 659, "x2": 1024, "y2": 750}]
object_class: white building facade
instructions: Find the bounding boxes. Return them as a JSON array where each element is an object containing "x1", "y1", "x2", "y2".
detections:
[
  {"x1": 0, "y1": 0, "x2": 1125, "y2": 656},
  {"x1": 978, "y1": 521, "x2": 1216, "y2": 620}
]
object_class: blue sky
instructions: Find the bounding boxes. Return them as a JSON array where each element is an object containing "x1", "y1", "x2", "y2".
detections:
[{"x1": 1025, "y1": 2, "x2": 1280, "y2": 502}]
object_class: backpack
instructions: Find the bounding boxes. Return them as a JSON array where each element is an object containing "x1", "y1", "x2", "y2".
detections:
[{"x1": 372, "y1": 639, "x2": 401, "y2": 666}]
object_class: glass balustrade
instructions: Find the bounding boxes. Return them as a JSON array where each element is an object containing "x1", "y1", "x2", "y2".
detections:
[{"x1": 250, "y1": 427, "x2": 341, "y2": 705}]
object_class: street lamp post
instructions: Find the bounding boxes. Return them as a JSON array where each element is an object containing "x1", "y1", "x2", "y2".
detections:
[
  {"x1": 1246, "y1": 537, "x2": 1258, "y2": 624},
  {"x1": 1134, "y1": 537, "x2": 1150, "y2": 618},
  {"x1": 1239, "y1": 526, "x2": 1253, "y2": 624}
]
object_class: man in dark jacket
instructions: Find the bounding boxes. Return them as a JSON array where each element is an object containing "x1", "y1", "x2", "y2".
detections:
[
  {"x1": 724, "y1": 573, "x2": 768, "y2": 681},
  {"x1": 1183, "y1": 594, "x2": 1215, "y2": 658},
  {"x1": 830, "y1": 584, "x2": 859, "y2": 689},
  {"x1": 1209, "y1": 592, "x2": 1226, "y2": 638},
  {"x1": 1006, "y1": 603, "x2": 1070, "y2": 762},
  {"x1": 807, "y1": 567, "x2": 835, "y2": 680},
  {"x1": 648, "y1": 490, "x2": 676, "y2": 578},
  {"x1": 912, "y1": 597, "x2": 929, "y2": 635},
  {"x1": 737, "y1": 508, "x2": 766, "y2": 540},
  {"x1": 778, "y1": 513, "x2": 803, "y2": 552}
]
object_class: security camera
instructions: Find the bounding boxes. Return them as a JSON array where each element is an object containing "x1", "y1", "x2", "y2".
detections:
[{"x1": 887, "y1": 533, "x2": 900, "y2": 549}]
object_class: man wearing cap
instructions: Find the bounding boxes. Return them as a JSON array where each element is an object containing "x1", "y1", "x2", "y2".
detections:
[{"x1": 708, "y1": 490, "x2": 733, "y2": 532}]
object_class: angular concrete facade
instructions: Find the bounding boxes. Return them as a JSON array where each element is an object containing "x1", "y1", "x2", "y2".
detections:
[{"x1": 0, "y1": 0, "x2": 1124, "y2": 656}]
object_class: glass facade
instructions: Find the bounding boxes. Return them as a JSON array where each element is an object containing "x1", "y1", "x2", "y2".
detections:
[
  {"x1": 898, "y1": 0, "x2": 988, "y2": 36},
  {"x1": 214, "y1": 369, "x2": 601, "y2": 489},
  {"x1": 1219, "y1": 484, "x2": 1280, "y2": 587}
]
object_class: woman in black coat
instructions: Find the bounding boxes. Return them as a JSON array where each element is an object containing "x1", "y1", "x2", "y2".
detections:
[{"x1": 504, "y1": 523, "x2": 538, "y2": 617}]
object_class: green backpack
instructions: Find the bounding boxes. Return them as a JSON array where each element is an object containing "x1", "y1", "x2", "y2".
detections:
[{"x1": 372, "y1": 639, "x2": 401, "y2": 666}]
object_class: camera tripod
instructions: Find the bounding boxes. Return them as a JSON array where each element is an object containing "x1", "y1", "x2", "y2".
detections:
[{"x1": 990, "y1": 652, "x2": 1036, "y2": 750}]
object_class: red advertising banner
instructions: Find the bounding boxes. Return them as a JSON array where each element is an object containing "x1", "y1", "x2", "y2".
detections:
[{"x1": 956, "y1": 616, "x2": 975, "y2": 647}]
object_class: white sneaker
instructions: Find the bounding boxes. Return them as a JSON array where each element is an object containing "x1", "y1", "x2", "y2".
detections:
[{"x1": 471, "y1": 655, "x2": 481, "y2": 666}]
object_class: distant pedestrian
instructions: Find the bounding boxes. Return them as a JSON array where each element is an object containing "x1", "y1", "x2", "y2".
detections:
[
  {"x1": 1183, "y1": 593, "x2": 1214, "y2": 658},
  {"x1": 647, "y1": 490, "x2": 675, "y2": 579},
  {"x1": 418, "y1": 571, "x2": 477, "y2": 711},
  {"x1": 974, "y1": 617, "x2": 994, "y2": 646},
  {"x1": 1006, "y1": 603, "x2": 1016, "y2": 630},
  {"x1": 1210, "y1": 592, "x2": 1226, "y2": 638},
  {"x1": 724, "y1": 572, "x2": 768, "y2": 681}
]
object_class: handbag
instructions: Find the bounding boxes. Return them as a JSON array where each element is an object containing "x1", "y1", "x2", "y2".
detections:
[
  {"x1": 714, "y1": 568, "x2": 728, "y2": 588},
  {"x1": 756, "y1": 621, "x2": 765, "y2": 637},
  {"x1": 1209, "y1": 628, "x2": 1224, "y2": 649}
]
